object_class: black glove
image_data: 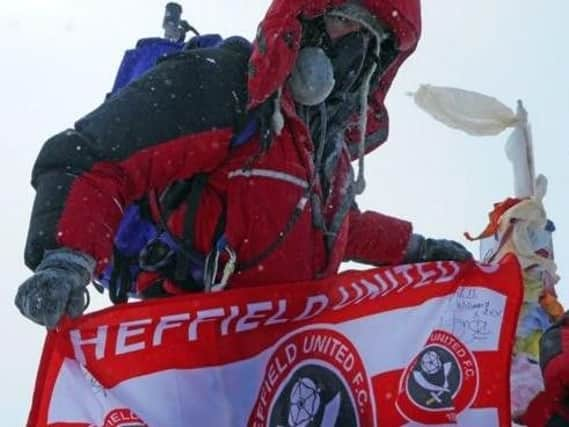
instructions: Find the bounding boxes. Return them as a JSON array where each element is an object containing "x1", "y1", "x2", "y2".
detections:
[
  {"x1": 403, "y1": 233, "x2": 473, "y2": 263},
  {"x1": 15, "y1": 248, "x2": 95, "y2": 329}
]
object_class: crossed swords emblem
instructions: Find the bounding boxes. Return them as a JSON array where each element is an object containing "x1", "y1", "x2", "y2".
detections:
[{"x1": 412, "y1": 361, "x2": 453, "y2": 406}]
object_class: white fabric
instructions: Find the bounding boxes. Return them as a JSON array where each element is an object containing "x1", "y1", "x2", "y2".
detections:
[
  {"x1": 505, "y1": 102, "x2": 536, "y2": 198},
  {"x1": 412, "y1": 85, "x2": 537, "y2": 198},
  {"x1": 228, "y1": 168, "x2": 309, "y2": 189},
  {"x1": 510, "y1": 354, "x2": 544, "y2": 419},
  {"x1": 32, "y1": 260, "x2": 521, "y2": 427},
  {"x1": 504, "y1": 182, "x2": 559, "y2": 283},
  {"x1": 477, "y1": 175, "x2": 559, "y2": 285},
  {"x1": 49, "y1": 287, "x2": 507, "y2": 427},
  {"x1": 412, "y1": 84, "x2": 519, "y2": 136}
]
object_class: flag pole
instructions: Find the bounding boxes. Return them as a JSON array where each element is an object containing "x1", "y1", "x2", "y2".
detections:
[{"x1": 506, "y1": 100, "x2": 535, "y2": 198}]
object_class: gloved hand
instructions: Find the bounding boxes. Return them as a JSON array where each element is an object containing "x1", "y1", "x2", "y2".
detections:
[
  {"x1": 15, "y1": 248, "x2": 95, "y2": 329},
  {"x1": 403, "y1": 233, "x2": 473, "y2": 263},
  {"x1": 521, "y1": 313, "x2": 569, "y2": 426}
]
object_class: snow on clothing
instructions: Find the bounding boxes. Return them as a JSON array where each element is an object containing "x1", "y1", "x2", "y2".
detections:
[
  {"x1": 247, "y1": 0, "x2": 422, "y2": 155},
  {"x1": 24, "y1": 0, "x2": 421, "y2": 291}
]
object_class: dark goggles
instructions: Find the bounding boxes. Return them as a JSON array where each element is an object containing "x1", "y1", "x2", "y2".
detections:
[{"x1": 300, "y1": 17, "x2": 380, "y2": 97}]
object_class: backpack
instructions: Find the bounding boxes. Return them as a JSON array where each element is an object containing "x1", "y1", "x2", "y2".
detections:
[{"x1": 96, "y1": 4, "x2": 256, "y2": 303}]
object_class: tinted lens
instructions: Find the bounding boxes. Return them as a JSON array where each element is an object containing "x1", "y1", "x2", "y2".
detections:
[{"x1": 328, "y1": 31, "x2": 368, "y2": 92}]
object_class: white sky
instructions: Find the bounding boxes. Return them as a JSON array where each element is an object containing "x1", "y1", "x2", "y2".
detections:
[{"x1": 1, "y1": 1, "x2": 568, "y2": 424}]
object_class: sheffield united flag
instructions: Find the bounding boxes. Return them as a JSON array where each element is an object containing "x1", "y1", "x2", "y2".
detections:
[{"x1": 28, "y1": 257, "x2": 522, "y2": 426}]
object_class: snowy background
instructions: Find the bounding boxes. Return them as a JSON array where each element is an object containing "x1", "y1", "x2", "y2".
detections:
[{"x1": 1, "y1": 0, "x2": 568, "y2": 424}]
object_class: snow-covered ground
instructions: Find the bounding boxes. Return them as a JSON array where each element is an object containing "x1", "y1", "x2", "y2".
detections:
[{"x1": 1, "y1": 1, "x2": 568, "y2": 424}]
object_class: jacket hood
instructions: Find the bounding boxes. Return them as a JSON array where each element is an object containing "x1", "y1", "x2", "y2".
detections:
[{"x1": 247, "y1": 0, "x2": 422, "y2": 157}]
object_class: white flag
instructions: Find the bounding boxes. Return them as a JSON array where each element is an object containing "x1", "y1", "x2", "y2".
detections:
[{"x1": 412, "y1": 84, "x2": 519, "y2": 136}]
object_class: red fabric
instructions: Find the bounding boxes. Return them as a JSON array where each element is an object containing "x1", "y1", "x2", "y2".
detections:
[
  {"x1": 346, "y1": 209, "x2": 412, "y2": 265},
  {"x1": 58, "y1": 109, "x2": 411, "y2": 289},
  {"x1": 541, "y1": 323, "x2": 569, "y2": 420},
  {"x1": 57, "y1": 129, "x2": 233, "y2": 273},
  {"x1": 56, "y1": 2, "x2": 416, "y2": 288},
  {"x1": 28, "y1": 258, "x2": 522, "y2": 427},
  {"x1": 521, "y1": 390, "x2": 569, "y2": 426},
  {"x1": 522, "y1": 319, "x2": 569, "y2": 426},
  {"x1": 521, "y1": 391, "x2": 557, "y2": 427},
  {"x1": 247, "y1": 0, "x2": 421, "y2": 157},
  {"x1": 165, "y1": 100, "x2": 412, "y2": 288},
  {"x1": 543, "y1": 339, "x2": 569, "y2": 405}
]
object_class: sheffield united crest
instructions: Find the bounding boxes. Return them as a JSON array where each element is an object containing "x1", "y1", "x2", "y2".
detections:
[{"x1": 396, "y1": 330, "x2": 479, "y2": 424}]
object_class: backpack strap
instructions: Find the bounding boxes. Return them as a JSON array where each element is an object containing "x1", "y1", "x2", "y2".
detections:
[
  {"x1": 102, "y1": 110, "x2": 257, "y2": 302},
  {"x1": 173, "y1": 173, "x2": 208, "y2": 286},
  {"x1": 108, "y1": 246, "x2": 135, "y2": 304}
]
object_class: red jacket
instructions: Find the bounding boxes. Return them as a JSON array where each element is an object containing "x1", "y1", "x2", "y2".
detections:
[
  {"x1": 521, "y1": 315, "x2": 569, "y2": 426},
  {"x1": 25, "y1": 0, "x2": 421, "y2": 290}
]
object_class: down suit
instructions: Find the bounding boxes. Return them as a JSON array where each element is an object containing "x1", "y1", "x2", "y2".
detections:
[{"x1": 23, "y1": 0, "x2": 422, "y2": 294}]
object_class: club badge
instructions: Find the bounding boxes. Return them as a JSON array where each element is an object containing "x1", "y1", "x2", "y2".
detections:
[
  {"x1": 249, "y1": 328, "x2": 376, "y2": 427},
  {"x1": 396, "y1": 330, "x2": 479, "y2": 424}
]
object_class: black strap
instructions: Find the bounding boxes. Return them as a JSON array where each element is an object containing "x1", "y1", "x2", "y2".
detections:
[
  {"x1": 131, "y1": 174, "x2": 214, "y2": 293},
  {"x1": 137, "y1": 196, "x2": 154, "y2": 221},
  {"x1": 174, "y1": 174, "x2": 209, "y2": 285},
  {"x1": 160, "y1": 180, "x2": 194, "y2": 218},
  {"x1": 182, "y1": 174, "x2": 208, "y2": 248},
  {"x1": 108, "y1": 246, "x2": 133, "y2": 304},
  {"x1": 212, "y1": 206, "x2": 226, "y2": 245}
]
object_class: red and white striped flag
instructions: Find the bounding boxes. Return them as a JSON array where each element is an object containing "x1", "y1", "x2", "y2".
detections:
[{"x1": 28, "y1": 257, "x2": 522, "y2": 427}]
